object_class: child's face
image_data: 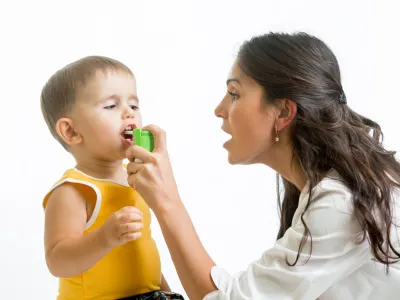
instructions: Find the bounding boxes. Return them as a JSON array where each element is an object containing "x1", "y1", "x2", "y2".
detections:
[{"x1": 70, "y1": 70, "x2": 142, "y2": 160}]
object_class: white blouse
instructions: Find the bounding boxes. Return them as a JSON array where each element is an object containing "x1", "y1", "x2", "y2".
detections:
[{"x1": 203, "y1": 172, "x2": 400, "y2": 299}]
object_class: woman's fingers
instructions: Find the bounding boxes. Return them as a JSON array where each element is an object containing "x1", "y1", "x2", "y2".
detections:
[
  {"x1": 142, "y1": 124, "x2": 167, "y2": 152},
  {"x1": 125, "y1": 145, "x2": 154, "y2": 163}
]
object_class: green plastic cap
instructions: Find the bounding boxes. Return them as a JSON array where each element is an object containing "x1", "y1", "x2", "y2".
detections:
[{"x1": 133, "y1": 128, "x2": 154, "y2": 152}]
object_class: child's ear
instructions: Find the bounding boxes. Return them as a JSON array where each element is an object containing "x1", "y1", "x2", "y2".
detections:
[{"x1": 55, "y1": 118, "x2": 83, "y2": 146}]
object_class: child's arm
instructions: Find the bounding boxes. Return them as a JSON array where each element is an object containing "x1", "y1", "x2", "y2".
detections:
[
  {"x1": 44, "y1": 183, "x2": 143, "y2": 278},
  {"x1": 160, "y1": 273, "x2": 171, "y2": 292}
]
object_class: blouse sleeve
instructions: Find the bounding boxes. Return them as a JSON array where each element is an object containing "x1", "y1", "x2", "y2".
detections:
[{"x1": 203, "y1": 179, "x2": 372, "y2": 300}]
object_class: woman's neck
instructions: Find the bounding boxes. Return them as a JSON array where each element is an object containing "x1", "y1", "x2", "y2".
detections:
[
  {"x1": 264, "y1": 142, "x2": 307, "y2": 192},
  {"x1": 283, "y1": 159, "x2": 307, "y2": 192}
]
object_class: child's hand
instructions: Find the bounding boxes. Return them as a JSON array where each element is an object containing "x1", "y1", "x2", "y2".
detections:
[{"x1": 100, "y1": 206, "x2": 144, "y2": 247}]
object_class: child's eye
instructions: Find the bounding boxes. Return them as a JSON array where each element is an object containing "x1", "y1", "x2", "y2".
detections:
[
  {"x1": 228, "y1": 91, "x2": 239, "y2": 101},
  {"x1": 130, "y1": 105, "x2": 139, "y2": 110},
  {"x1": 104, "y1": 104, "x2": 116, "y2": 110}
]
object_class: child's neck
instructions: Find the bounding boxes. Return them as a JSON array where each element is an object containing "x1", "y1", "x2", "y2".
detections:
[{"x1": 75, "y1": 159, "x2": 127, "y2": 184}]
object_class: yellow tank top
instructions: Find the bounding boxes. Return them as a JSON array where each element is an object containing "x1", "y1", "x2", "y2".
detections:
[{"x1": 43, "y1": 168, "x2": 161, "y2": 300}]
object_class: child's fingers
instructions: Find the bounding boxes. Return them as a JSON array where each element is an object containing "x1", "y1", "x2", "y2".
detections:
[
  {"x1": 120, "y1": 231, "x2": 142, "y2": 244},
  {"x1": 118, "y1": 222, "x2": 144, "y2": 236},
  {"x1": 118, "y1": 212, "x2": 143, "y2": 224},
  {"x1": 115, "y1": 206, "x2": 143, "y2": 224},
  {"x1": 120, "y1": 205, "x2": 143, "y2": 216}
]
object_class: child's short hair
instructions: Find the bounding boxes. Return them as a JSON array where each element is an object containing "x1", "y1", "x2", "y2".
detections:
[{"x1": 40, "y1": 56, "x2": 133, "y2": 149}]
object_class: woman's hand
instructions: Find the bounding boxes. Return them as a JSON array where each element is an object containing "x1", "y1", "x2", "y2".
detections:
[{"x1": 125, "y1": 125, "x2": 180, "y2": 212}]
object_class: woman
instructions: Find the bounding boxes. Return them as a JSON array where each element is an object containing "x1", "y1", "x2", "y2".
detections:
[{"x1": 125, "y1": 32, "x2": 400, "y2": 299}]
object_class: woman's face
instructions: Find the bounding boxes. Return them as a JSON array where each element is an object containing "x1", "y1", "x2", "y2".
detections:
[{"x1": 215, "y1": 63, "x2": 278, "y2": 165}]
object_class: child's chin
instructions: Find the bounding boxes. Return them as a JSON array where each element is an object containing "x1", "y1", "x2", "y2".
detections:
[
  {"x1": 121, "y1": 136, "x2": 134, "y2": 146},
  {"x1": 117, "y1": 149, "x2": 128, "y2": 159}
]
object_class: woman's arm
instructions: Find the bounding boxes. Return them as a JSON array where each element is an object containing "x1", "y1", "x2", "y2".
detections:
[
  {"x1": 155, "y1": 201, "x2": 217, "y2": 299},
  {"x1": 160, "y1": 273, "x2": 171, "y2": 292},
  {"x1": 126, "y1": 125, "x2": 373, "y2": 300},
  {"x1": 126, "y1": 126, "x2": 217, "y2": 299},
  {"x1": 155, "y1": 178, "x2": 372, "y2": 300}
]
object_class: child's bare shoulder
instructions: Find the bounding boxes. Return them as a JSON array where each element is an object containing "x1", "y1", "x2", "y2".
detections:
[{"x1": 46, "y1": 182, "x2": 96, "y2": 210}]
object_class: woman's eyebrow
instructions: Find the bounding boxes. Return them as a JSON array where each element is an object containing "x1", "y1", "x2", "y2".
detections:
[{"x1": 226, "y1": 78, "x2": 241, "y2": 86}]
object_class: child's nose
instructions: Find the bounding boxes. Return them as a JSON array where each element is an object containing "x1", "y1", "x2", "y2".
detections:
[{"x1": 123, "y1": 106, "x2": 135, "y2": 119}]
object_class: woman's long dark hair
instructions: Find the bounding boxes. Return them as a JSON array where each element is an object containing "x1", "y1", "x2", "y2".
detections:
[{"x1": 237, "y1": 32, "x2": 400, "y2": 270}]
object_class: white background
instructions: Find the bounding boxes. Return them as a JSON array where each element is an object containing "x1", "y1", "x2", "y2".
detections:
[{"x1": 0, "y1": 0, "x2": 399, "y2": 299}]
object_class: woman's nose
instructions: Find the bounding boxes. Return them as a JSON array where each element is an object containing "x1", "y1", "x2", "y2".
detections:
[{"x1": 214, "y1": 98, "x2": 227, "y2": 119}]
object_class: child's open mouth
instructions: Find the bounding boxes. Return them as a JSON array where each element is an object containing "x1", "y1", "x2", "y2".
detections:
[{"x1": 121, "y1": 125, "x2": 135, "y2": 143}]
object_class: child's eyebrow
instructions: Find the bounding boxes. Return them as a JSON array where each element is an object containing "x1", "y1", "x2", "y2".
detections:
[
  {"x1": 128, "y1": 94, "x2": 139, "y2": 102},
  {"x1": 98, "y1": 94, "x2": 139, "y2": 102}
]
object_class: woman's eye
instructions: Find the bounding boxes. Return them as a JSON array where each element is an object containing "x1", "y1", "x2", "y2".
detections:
[
  {"x1": 130, "y1": 105, "x2": 139, "y2": 110},
  {"x1": 228, "y1": 91, "x2": 239, "y2": 101},
  {"x1": 104, "y1": 104, "x2": 116, "y2": 109}
]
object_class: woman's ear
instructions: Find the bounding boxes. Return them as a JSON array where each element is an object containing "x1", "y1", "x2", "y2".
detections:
[
  {"x1": 55, "y1": 118, "x2": 83, "y2": 146},
  {"x1": 275, "y1": 98, "x2": 297, "y2": 131}
]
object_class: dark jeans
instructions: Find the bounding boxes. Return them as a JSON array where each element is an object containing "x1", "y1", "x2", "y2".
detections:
[{"x1": 119, "y1": 290, "x2": 185, "y2": 300}]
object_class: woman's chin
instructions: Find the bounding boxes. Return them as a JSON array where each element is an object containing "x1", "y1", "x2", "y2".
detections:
[
  {"x1": 225, "y1": 141, "x2": 257, "y2": 165},
  {"x1": 227, "y1": 155, "x2": 238, "y2": 165},
  {"x1": 227, "y1": 152, "x2": 249, "y2": 165},
  {"x1": 227, "y1": 149, "x2": 265, "y2": 165}
]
